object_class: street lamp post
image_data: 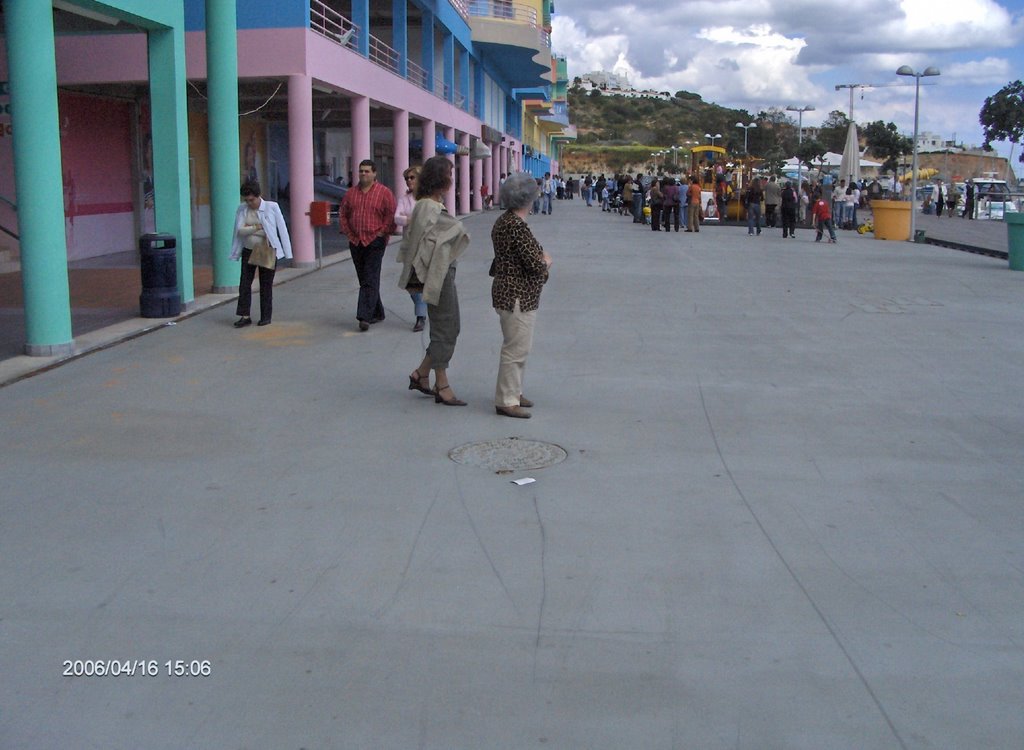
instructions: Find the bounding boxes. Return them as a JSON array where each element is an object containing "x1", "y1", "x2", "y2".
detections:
[
  {"x1": 735, "y1": 122, "x2": 757, "y2": 154},
  {"x1": 704, "y1": 133, "x2": 722, "y2": 147},
  {"x1": 786, "y1": 105, "x2": 815, "y2": 145},
  {"x1": 896, "y1": 65, "x2": 940, "y2": 242}
]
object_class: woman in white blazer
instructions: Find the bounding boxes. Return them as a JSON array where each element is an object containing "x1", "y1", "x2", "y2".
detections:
[{"x1": 230, "y1": 181, "x2": 292, "y2": 327}]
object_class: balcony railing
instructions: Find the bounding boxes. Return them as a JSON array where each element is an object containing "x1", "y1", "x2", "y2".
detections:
[
  {"x1": 310, "y1": 1, "x2": 475, "y2": 112},
  {"x1": 467, "y1": 0, "x2": 550, "y2": 49},
  {"x1": 448, "y1": 0, "x2": 470, "y2": 22},
  {"x1": 310, "y1": 0, "x2": 358, "y2": 51},
  {"x1": 468, "y1": 0, "x2": 537, "y2": 25},
  {"x1": 368, "y1": 33, "x2": 400, "y2": 74}
]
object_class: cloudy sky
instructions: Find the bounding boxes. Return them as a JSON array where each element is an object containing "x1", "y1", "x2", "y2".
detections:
[{"x1": 552, "y1": 0, "x2": 1024, "y2": 162}]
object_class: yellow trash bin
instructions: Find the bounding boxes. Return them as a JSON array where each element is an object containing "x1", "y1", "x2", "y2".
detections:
[{"x1": 870, "y1": 200, "x2": 912, "y2": 241}]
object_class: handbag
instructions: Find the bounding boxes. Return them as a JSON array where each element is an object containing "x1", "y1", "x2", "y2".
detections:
[
  {"x1": 405, "y1": 266, "x2": 424, "y2": 292},
  {"x1": 247, "y1": 238, "x2": 276, "y2": 269}
]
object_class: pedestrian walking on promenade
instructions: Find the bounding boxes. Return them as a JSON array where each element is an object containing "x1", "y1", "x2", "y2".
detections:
[
  {"x1": 230, "y1": 181, "x2": 292, "y2": 328},
  {"x1": 648, "y1": 179, "x2": 663, "y2": 231},
  {"x1": 764, "y1": 176, "x2": 781, "y2": 228},
  {"x1": 339, "y1": 159, "x2": 397, "y2": 331},
  {"x1": 745, "y1": 178, "x2": 763, "y2": 235},
  {"x1": 632, "y1": 173, "x2": 646, "y2": 224},
  {"x1": 661, "y1": 178, "x2": 681, "y2": 231},
  {"x1": 780, "y1": 180, "x2": 798, "y2": 238},
  {"x1": 394, "y1": 165, "x2": 427, "y2": 332},
  {"x1": 398, "y1": 156, "x2": 471, "y2": 406},
  {"x1": 963, "y1": 180, "x2": 975, "y2": 219},
  {"x1": 686, "y1": 176, "x2": 702, "y2": 232},
  {"x1": 812, "y1": 195, "x2": 838, "y2": 243},
  {"x1": 490, "y1": 173, "x2": 552, "y2": 419}
]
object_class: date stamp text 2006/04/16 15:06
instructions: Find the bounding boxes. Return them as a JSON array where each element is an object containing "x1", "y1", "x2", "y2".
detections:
[{"x1": 62, "y1": 660, "x2": 212, "y2": 677}]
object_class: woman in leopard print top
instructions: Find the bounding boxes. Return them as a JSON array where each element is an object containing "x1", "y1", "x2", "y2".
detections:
[{"x1": 491, "y1": 173, "x2": 552, "y2": 419}]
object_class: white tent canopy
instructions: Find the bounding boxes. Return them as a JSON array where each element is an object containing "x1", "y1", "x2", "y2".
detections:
[{"x1": 784, "y1": 152, "x2": 882, "y2": 169}]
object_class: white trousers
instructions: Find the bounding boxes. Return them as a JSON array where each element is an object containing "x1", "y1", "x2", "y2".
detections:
[{"x1": 495, "y1": 301, "x2": 537, "y2": 407}]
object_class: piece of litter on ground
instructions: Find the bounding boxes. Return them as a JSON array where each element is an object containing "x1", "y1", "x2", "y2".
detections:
[{"x1": 511, "y1": 477, "x2": 536, "y2": 486}]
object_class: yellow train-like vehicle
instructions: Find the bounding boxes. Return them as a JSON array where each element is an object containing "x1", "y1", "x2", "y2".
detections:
[{"x1": 689, "y1": 145, "x2": 743, "y2": 221}]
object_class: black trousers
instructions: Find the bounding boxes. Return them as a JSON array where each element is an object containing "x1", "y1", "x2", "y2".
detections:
[
  {"x1": 236, "y1": 248, "x2": 277, "y2": 322},
  {"x1": 781, "y1": 207, "x2": 797, "y2": 237},
  {"x1": 350, "y1": 236, "x2": 387, "y2": 323},
  {"x1": 765, "y1": 204, "x2": 778, "y2": 227},
  {"x1": 649, "y1": 204, "x2": 662, "y2": 230},
  {"x1": 662, "y1": 204, "x2": 680, "y2": 231}
]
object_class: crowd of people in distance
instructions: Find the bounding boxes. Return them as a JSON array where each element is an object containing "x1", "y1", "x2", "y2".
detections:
[{"x1": 535, "y1": 170, "x2": 882, "y2": 243}]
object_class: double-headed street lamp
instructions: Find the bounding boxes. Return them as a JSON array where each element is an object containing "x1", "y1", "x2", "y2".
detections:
[
  {"x1": 735, "y1": 122, "x2": 757, "y2": 154},
  {"x1": 786, "y1": 105, "x2": 815, "y2": 145},
  {"x1": 896, "y1": 64, "x2": 940, "y2": 242},
  {"x1": 704, "y1": 132, "x2": 722, "y2": 147}
]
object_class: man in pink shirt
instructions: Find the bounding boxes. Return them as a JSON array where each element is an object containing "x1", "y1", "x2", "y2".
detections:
[{"x1": 339, "y1": 160, "x2": 397, "y2": 331}]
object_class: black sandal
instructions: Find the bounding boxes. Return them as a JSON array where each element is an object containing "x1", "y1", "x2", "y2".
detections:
[
  {"x1": 408, "y1": 372, "x2": 432, "y2": 395},
  {"x1": 433, "y1": 384, "x2": 467, "y2": 406}
]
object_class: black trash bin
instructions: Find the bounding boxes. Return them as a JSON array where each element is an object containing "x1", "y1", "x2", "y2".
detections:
[{"x1": 139, "y1": 233, "x2": 181, "y2": 318}]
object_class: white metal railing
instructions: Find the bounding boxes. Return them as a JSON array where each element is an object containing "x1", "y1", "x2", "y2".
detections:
[
  {"x1": 310, "y1": 0, "x2": 359, "y2": 51},
  {"x1": 310, "y1": 1, "x2": 476, "y2": 112},
  {"x1": 468, "y1": 0, "x2": 537, "y2": 26},
  {"x1": 406, "y1": 58, "x2": 430, "y2": 91},
  {"x1": 448, "y1": 0, "x2": 470, "y2": 22},
  {"x1": 467, "y1": 0, "x2": 549, "y2": 48},
  {"x1": 367, "y1": 34, "x2": 400, "y2": 74}
]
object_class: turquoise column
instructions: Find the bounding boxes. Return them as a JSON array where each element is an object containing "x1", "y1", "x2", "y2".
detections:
[
  {"x1": 6, "y1": 0, "x2": 72, "y2": 355},
  {"x1": 148, "y1": 24, "x2": 194, "y2": 303},
  {"x1": 206, "y1": 0, "x2": 240, "y2": 292}
]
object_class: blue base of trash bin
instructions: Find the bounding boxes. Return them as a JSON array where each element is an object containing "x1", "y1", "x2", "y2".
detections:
[{"x1": 140, "y1": 288, "x2": 182, "y2": 318}]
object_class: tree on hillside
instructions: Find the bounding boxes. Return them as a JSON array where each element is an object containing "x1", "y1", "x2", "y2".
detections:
[
  {"x1": 817, "y1": 110, "x2": 852, "y2": 154},
  {"x1": 980, "y1": 80, "x2": 1024, "y2": 162},
  {"x1": 795, "y1": 138, "x2": 827, "y2": 178},
  {"x1": 760, "y1": 146, "x2": 788, "y2": 176},
  {"x1": 862, "y1": 120, "x2": 912, "y2": 174},
  {"x1": 757, "y1": 107, "x2": 798, "y2": 155}
]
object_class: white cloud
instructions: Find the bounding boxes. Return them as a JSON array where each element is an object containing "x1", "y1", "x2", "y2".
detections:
[
  {"x1": 942, "y1": 57, "x2": 1015, "y2": 85},
  {"x1": 552, "y1": 0, "x2": 1024, "y2": 146}
]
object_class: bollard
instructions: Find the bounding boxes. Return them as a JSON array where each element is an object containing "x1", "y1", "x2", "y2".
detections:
[{"x1": 139, "y1": 233, "x2": 182, "y2": 317}]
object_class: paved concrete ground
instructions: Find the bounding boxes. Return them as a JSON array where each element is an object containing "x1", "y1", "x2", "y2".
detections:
[{"x1": 2, "y1": 200, "x2": 1023, "y2": 749}]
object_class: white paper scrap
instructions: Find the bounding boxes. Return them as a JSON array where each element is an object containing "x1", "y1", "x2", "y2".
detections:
[{"x1": 511, "y1": 477, "x2": 536, "y2": 486}]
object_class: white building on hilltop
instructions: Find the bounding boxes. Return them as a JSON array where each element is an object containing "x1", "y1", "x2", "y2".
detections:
[
  {"x1": 579, "y1": 70, "x2": 631, "y2": 89},
  {"x1": 576, "y1": 70, "x2": 671, "y2": 101}
]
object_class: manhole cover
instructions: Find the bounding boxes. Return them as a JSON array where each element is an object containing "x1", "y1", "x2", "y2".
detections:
[{"x1": 449, "y1": 438, "x2": 567, "y2": 472}]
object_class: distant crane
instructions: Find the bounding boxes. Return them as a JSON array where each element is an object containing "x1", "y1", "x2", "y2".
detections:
[{"x1": 835, "y1": 81, "x2": 937, "y2": 120}]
